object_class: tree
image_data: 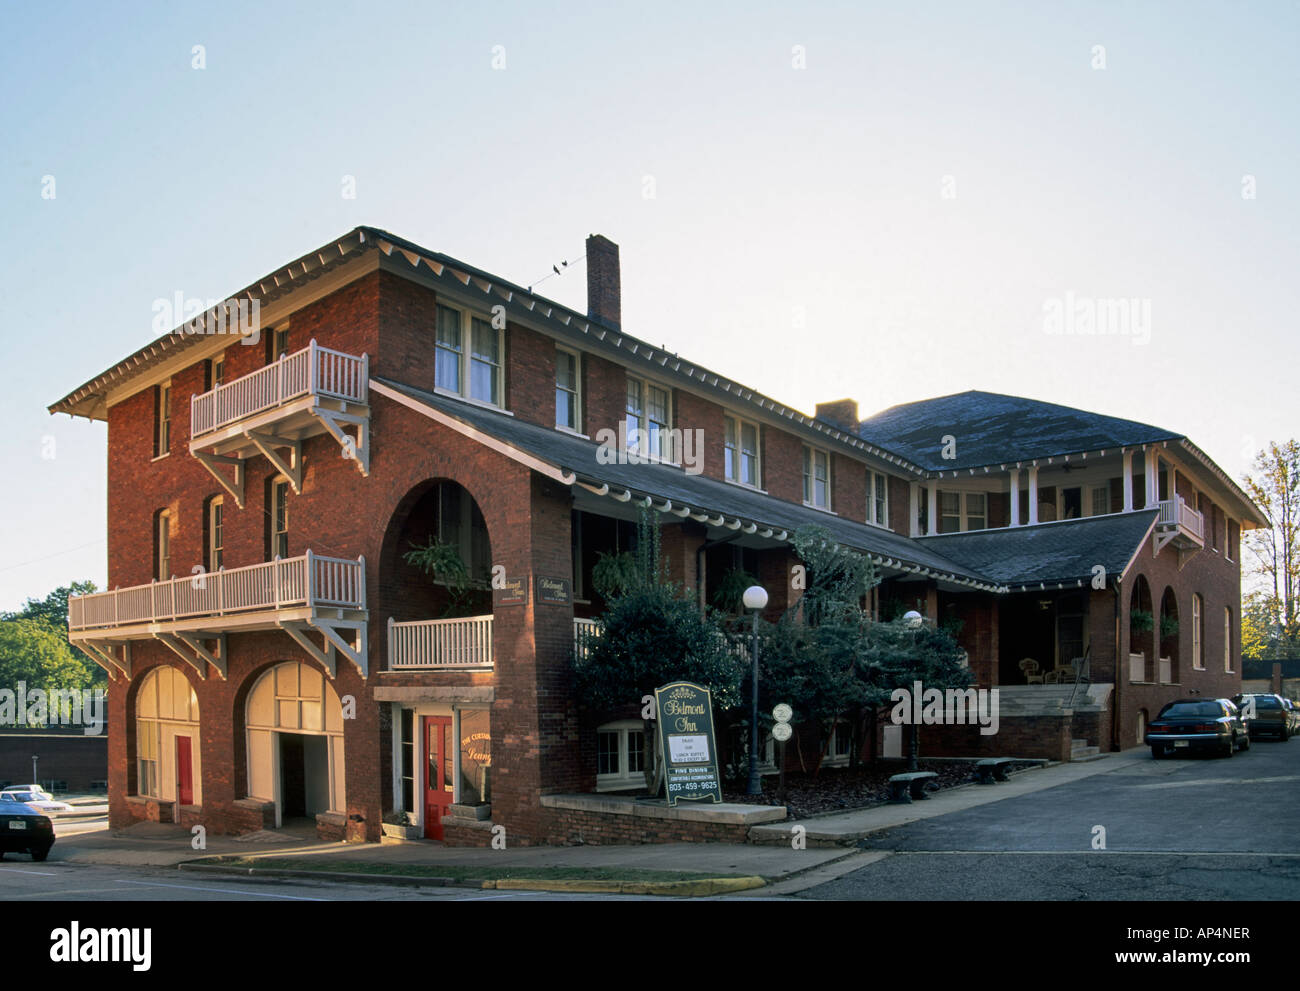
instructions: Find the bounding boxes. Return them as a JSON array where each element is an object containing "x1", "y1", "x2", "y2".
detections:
[
  {"x1": 2, "y1": 581, "x2": 98, "y2": 627},
  {"x1": 573, "y1": 507, "x2": 744, "y2": 793},
  {"x1": 1242, "y1": 440, "x2": 1300, "y2": 652},
  {"x1": 2, "y1": 581, "x2": 102, "y2": 686},
  {"x1": 0, "y1": 619, "x2": 95, "y2": 726}
]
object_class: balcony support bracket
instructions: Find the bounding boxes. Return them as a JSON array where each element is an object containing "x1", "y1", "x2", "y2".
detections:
[
  {"x1": 155, "y1": 633, "x2": 207, "y2": 680},
  {"x1": 279, "y1": 621, "x2": 336, "y2": 679},
  {"x1": 76, "y1": 640, "x2": 130, "y2": 680},
  {"x1": 314, "y1": 407, "x2": 370, "y2": 477},
  {"x1": 178, "y1": 631, "x2": 227, "y2": 680},
  {"x1": 309, "y1": 617, "x2": 368, "y2": 679},
  {"x1": 245, "y1": 431, "x2": 302, "y2": 493},
  {"x1": 194, "y1": 451, "x2": 246, "y2": 509}
]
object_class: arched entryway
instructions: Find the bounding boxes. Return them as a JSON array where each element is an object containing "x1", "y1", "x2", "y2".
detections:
[
  {"x1": 1129, "y1": 575, "x2": 1155, "y2": 682},
  {"x1": 131, "y1": 666, "x2": 200, "y2": 806},
  {"x1": 244, "y1": 661, "x2": 345, "y2": 828},
  {"x1": 1159, "y1": 587, "x2": 1180, "y2": 684}
]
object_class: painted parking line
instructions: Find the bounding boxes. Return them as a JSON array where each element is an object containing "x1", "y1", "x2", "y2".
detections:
[
  {"x1": 878, "y1": 850, "x2": 1300, "y2": 857},
  {"x1": 115, "y1": 879, "x2": 327, "y2": 900},
  {"x1": 0, "y1": 867, "x2": 59, "y2": 876}
]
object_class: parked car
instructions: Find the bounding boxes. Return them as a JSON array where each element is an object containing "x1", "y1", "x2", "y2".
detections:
[
  {"x1": 1147, "y1": 698, "x2": 1250, "y2": 758},
  {"x1": 0, "y1": 798, "x2": 55, "y2": 861},
  {"x1": 0, "y1": 788, "x2": 73, "y2": 815},
  {"x1": 1232, "y1": 693, "x2": 1292, "y2": 741}
]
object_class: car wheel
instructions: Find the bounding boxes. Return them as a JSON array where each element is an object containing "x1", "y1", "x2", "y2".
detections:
[
  {"x1": 1222, "y1": 738, "x2": 1235, "y2": 758},
  {"x1": 1240, "y1": 733, "x2": 1250, "y2": 751},
  {"x1": 29, "y1": 844, "x2": 50, "y2": 863}
]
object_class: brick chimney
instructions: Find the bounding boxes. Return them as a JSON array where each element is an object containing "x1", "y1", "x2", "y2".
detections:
[
  {"x1": 586, "y1": 234, "x2": 621, "y2": 330},
  {"x1": 815, "y1": 398, "x2": 860, "y2": 433}
]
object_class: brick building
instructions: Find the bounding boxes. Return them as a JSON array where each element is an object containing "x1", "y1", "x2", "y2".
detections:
[{"x1": 49, "y1": 227, "x2": 1267, "y2": 844}]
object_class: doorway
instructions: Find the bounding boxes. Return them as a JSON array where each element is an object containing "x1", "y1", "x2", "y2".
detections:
[
  {"x1": 423, "y1": 716, "x2": 454, "y2": 840},
  {"x1": 278, "y1": 732, "x2": 330, "y2": 822},
  {"x1": 175, "y1": 736, "x2": 193, "y2": 806}
]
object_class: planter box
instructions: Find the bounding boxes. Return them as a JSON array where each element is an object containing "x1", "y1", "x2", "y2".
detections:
[{"x1": 381, "y1": 822, "x2": 421, "y2": 840}]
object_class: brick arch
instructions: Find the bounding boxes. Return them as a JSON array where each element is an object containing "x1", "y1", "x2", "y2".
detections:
[
  {"x1": 378, "y1": 477, "x2": 496, "y2": 624},
  {"x1": 229, "y1": 655, "x2": 335, "y2": 799},
  {"x1": 124, "y1": 662, "x2": 202, "y2": 799},
  {"x1": 1129, "y1": 573, "x2": 1155, "y2": 681},
  {"x1": 1159, "y1": 586, "x2": 1180, "y2": 682}
]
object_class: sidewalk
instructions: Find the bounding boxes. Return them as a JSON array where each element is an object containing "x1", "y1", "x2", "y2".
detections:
[{"x1": 53, "y1": 749, "x2": 1150, "y2": 896}]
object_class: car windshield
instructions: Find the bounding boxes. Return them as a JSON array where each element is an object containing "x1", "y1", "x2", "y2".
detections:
[
  {"x1": 1159, "y1": 702, "x2": 1223, "y2": 718},
  {"x1": 1252, "y1": 697, "x2": 1282, "y2": 709}
]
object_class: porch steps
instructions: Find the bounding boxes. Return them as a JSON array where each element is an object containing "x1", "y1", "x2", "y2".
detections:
[{"x1": 1069, "y1": 738, "x2": 1106, "y2": 762}]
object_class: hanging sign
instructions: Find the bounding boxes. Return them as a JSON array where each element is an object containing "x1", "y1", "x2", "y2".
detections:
[{"x1": 654, "y1": 681, "x2": 723, "y2": 806}]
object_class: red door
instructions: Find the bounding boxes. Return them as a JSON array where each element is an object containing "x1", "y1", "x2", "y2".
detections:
[
  {"x1": 176, "y1": 736, "x2": 193, "y2": 806},
  {"x1": 423, "y1": 717, "x2": 454, "y2": 840}
]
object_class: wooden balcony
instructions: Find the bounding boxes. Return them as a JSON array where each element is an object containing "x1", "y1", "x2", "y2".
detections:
[
  {"x1": 388, "y1": 615, "x2": 494, "y2": 670},
  {"x1": 189, "y1": 340, "x2": 370, "y2": 507},
  {"x1": 68, "y1": 551, "x2": 368, "y2": 680},
  {"x1": 1154, "y1": 497, "x2": 1204, "y2": 554}
]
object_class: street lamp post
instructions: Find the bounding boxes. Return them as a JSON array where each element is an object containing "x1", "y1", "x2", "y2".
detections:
[
  {"x1": 903, "y1": 610, "x2": 924, "y2": 771},
  {"x1": 743, "y1": 585, "x2": 769, "y2": 796}
]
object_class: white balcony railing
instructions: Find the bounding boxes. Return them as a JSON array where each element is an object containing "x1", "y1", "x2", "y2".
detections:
[
  {"x1": 1129, "y1": 652, "x2": 1145, "y2": 683},
  {"x1": 1158, "y1": 656, "x2": 1173, "y2": 685},
  {"x1": 1157, "y1": 497, "x2": 1204, "y2": 540},
  {"x1": 68, "y1": 551, "x2": 366, "y2": 632},
  {"x1": 190, "y1": 339, "x2": 368, "y2": 439},
  {"x1": 388, "y1": 615, "x2": 494, "y2": 669}
]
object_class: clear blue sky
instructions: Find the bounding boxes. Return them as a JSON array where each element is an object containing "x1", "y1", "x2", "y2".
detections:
[{"x1": 2, "y1": 0, "x2": 1297, "y2": 609}]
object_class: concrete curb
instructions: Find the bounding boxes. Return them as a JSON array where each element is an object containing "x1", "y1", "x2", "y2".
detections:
[{"x1": 179, "y1": 860, "x2": 766, "y2": 897}]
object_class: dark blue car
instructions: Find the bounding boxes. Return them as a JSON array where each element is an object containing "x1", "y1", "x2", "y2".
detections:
[{"x1": 0, "y1": 795, "x2": 55, "y2": 861}]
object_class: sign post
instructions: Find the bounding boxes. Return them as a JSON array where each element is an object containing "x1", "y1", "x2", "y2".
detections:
[
  {"x1": 654, "y1": 682, "x2": 723, "y2": 806},
  {"x1": 772, "y1": 704, "x2": 792, "y2": 807}
]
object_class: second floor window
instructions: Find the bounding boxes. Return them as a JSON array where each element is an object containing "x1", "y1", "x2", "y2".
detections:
[
  {"x1": 207, "y1": 496, "x2": 224, "y2": 571},
  {"x1": 940, "y1": 492, "x2": 961, "y2": 533},
  {"x1": 556, "y1": 347, "x2": 581, "y2": 431},
  {"x1": 625, "y1": 376, "x2": 672, "y2": 460},
  {"x1": 436, "y1": 304, "x2": 502, "y2": 406},
  {"x1": 267, "y1": 326, "x2": 289, "y2": 364},
  {"x1": 154, "y1": 383, "x2": 171, "y2": 457},
  {"x1": 803, "y1": 447, "x2": 830, "y2": 509},
  {"x1": 206, "y1": 355, "x2": 225, "y2": 392},
  {"x1": 271, "y1": 479, "x2": 289, "y2": 559},
  {"x1": 156, "y1": 509, "x2": 171, "y2": 580},
  {"x1": 724, "y1": 416, "x2": 760, "y2": 487},
  {"x1": 867, "y1": 470, "x2": 889, "y2": 526}
]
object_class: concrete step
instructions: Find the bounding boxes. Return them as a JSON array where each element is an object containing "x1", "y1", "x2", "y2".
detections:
[{"x1": 1070, "y1": 751, "x2": 1110, "y2": 763}]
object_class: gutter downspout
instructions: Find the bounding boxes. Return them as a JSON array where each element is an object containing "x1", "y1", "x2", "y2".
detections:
[{"x1": 1111, "y1": 576, "x2": 1122, "y2": 752}]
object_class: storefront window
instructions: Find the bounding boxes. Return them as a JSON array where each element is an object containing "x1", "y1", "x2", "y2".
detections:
[{"x1": 458, "y1": 709, "x2": 491, "y2": 804}]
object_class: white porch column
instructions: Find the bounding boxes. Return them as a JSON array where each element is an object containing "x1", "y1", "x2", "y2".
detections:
[
  {"x1": 1009, "y1": 468, "x2": 1021, "y2": 527},
  {"x1": 1122, "y1": 451, "x2": 1134, "y2": 512},
  {"x1": 909, "y1": 482, "x2": 920, "y2": 537},
  {"x1": 1145, "y1": 449, "x2": 1159, "y2": 507},
  {"x1": 926, "y1": 481, "x2": 938, "y2": 536},
  {"x1": 1027, "y1": 466, "x2": 1039, "y2": 525}
]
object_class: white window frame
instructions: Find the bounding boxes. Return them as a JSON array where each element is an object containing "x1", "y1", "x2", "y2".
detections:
[
  {"x1": 555, "y1": 345, "x2": 583, "y2": 434},
  {"x1": 208, "y1": 496, "x2": 224, "y2": 572},
  {"x1": 803, "y1": 446, "x2": 831, "y2": 510},
  {"x1": 867, "y1": 469, "x2": 890, "y2": 527},
  {"x1": 1224, "y1": 607, "x2": 1233, "y2": 673},
  {"x1": 271, "y1": 478, "x2": 289, "y2": 560},
  {"x1": 157, "y1": 509, "x2": 171, "y2": 580},
  {"x1": 435, "y1": 302, "x2": 505, "y2": 408},
  {"x1": 624, "y1": 374, "x2": 675, "y2": 463},
  {"x1": 1192, "y1": 594, "x2": 1204, "y2": 670},
  {"x1": 724, "y1": 415, "x2": 762, "y2": 489},
  {"x1": 596, "y1": 720, "x2": 647, "y2": 792},
  {"x1": 1090, "y1": 484, "x2": 1110, "y2": 517},
  {"x1": 154, "y1": 381, "x2": 172, "y2": 459},
  {"x1": 965, "y1": 492, "x2": 987, "y2": 531},
  {"x1": 939, "y1": 491, "x2": 961, "y2": 533},
  {"x1": 824, "y1": 720, "x2": 853, "y2": 766}
]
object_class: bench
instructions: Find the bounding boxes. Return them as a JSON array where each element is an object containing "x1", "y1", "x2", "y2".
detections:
[
  {"x1": 887, "y1": 771, "x2": 938, "y2": 803},
  {"x1": 974, "y1": 758, "x2": 1017, "y2": 784}
]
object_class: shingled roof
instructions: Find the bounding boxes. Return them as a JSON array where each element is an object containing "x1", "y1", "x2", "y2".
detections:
[
  {"x1": 857, "y1": 390, "x2": 1181, "y2": 471},
  {"x1": 915, "y1": 510, "x2": 1159, "y2": 591}
]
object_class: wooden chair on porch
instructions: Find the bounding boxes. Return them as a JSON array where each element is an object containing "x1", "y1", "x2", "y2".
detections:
[{"x1": 1018, "y1": 657, "x2": 1044, "y2": 685}]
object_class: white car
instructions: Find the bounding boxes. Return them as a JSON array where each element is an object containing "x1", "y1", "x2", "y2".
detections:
[{"x1": 0, "y1": 788, "x2": 74, "y2": 815}]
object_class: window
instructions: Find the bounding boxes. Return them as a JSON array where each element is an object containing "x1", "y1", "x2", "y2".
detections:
[
  {"x1": 270, "y1": 479, "x2": 289, "y2": 559},
  {"x1": 596, "y1": 721, "x2": 646, "y2": 791},
  {"x1": 436, "y1": 303, "x2": 503, "y2": 406},
  {"x1": 826, "y1": 721, "x2": 853, "y2": 764},
  {"x1": 803, "y1": 446, "x2": 831, "y2": 509},
  {"x1": 867, "y1": 470, "x2": 889, "y2": 527},
  {"x1": 399, "y1": 708, "x2": 414, "y2": 813},
  {"x1": 206, "y1": 355, "x2": 225, "y2": 392},
  {"x1": 939, "y1": 492, "x2": 961, "y2": 533},
  {"x1": 1227, "y1": 521, "x2": 1237, "y2": 562},
  {"x1": 1192, "y1": 594, "x2": 1204, "y2": 670},
  {"x1": 136, "y1": 720, "x2": 160, "y2": 798},
  {"x1": 1224, "y1": 608, "x2": 1233, "y2": 673},
  {"x1": 966, "y1": 493, "x2": 987, "y2": 531},
  {"x1": 555, "y1": 347, "x2": 581, "y2": 431},
  {"x1": 1090, "y1": 484, "x2": 1110, "y2": 517},
  {"x1": 156, "y1": 510, "x2": 172, "y2": 580},
  {"x1": 267, "y1": 326, "x2": 289, "y2": 364},
  {"x1": 154, "y1": 383, "x2": 171, "y2": 457},
  {"x1": 625, "y1": 376, "x2": 673, "y2": 461},
  {"x1": 206, "y1": 497, "x2": 224, "y2": 572},
  {"x1": 725, "y1": 416, "x2": 761, "y2": 487},
  {"x1": 427, "y1": 482, "x2": 491, "y2": 586}
]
